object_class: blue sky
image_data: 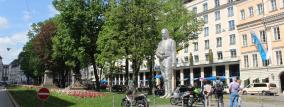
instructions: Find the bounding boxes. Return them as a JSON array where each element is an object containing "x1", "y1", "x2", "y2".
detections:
[{"x1": 0, "y1": 0, "x2": 58, "y2": 64}]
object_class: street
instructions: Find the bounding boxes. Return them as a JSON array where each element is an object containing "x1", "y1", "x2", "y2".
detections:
[
  {"x1": 156, "y1": 94, "x2": 284, "y2": 107},
  {"x1": 0, "y1": 86, "x2": 14, "y2": 107}
]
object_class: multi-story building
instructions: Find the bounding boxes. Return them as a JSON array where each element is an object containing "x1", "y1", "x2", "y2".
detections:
[
  {"x1": 7, "y1": 60, "x2": 27, "y2": 84},
  {"x1": 174, "y1": 0, "x2": 244, "y2": 88},
  {"x1": 237, "y1": 0, "x2": 284, "y2": 93}
]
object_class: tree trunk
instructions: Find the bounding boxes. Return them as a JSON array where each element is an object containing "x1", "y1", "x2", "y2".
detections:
[
  {"x1": 125, "y1": 57, "x2": 129, "y2": 87},
  {"x1": 90, "y1": 54, "x2": 100, "y2": 91},
  {"x1": 147, "y1": 55, "x2": 154, "y2": 95},
  {"x1": 132, "y1": 58, "x2": 142, "y2": 92}
]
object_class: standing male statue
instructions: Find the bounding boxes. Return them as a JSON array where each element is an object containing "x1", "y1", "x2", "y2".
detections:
[{"x1": 155, "y1": 28, "x2": 176, "y2": 98}]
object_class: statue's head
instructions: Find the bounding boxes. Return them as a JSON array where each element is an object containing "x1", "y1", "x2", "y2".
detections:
[{"x1": 161, "y1": 28, "x2": 169, "y2": 40}]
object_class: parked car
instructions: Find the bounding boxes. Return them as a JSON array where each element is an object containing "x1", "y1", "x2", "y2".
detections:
[{"x1": 242, "y1": 83, "x2": 278, "y2": 95}]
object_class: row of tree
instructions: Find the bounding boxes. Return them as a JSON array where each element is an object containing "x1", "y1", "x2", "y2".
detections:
[{"x1": 18, "y1": 0, "x2": 203, "y2": 92}]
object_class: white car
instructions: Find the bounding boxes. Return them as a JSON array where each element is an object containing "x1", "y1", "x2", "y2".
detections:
[{"x1": 242, "y1": 83, "x2": 278, "y2": 95}]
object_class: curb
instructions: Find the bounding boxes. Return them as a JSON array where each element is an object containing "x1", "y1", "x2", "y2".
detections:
[{"x1": 5, "y1": 88, "x2": 20, "y2": 107}]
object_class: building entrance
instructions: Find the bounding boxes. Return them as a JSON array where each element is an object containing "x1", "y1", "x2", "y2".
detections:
[{"x1": 280, "y1": 72, "x2": 284, "y2": 93}]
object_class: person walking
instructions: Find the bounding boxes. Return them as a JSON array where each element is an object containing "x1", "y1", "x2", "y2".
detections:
[
  {"x1": 203, "y1": 80, "x2": 212, "y2": 107},
  {"x1": 229, "y1": 77, "x2": 240, "y2": 107},
  {"x1": 214, "y1": 77, "x2": 224, "y2": 107}
]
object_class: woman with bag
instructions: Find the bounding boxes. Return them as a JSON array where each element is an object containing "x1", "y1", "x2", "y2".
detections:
[{"x1": 203, "y1": 80, "x2": 213, "y2": 107}]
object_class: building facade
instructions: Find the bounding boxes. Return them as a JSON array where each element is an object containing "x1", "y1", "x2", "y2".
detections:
[
  {"x1": 237, "y1": 0, "x2": 284, "y2": 93},
  {"x1": 177, "y1": 0, "x2": 243, "y2": 88}
]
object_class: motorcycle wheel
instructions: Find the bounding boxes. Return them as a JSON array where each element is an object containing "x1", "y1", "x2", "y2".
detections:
[
  {"x1": 188, "y1": 97, "x2": 195, "y2": 107},
  {"x1": 137, "y1": 99, "x2": 148, "y2": 107},
  {"x1": 170, "y1": 98, "x2": 178, "y2": 105},
  {"x1": 121, "y1": 99, "x2": 130, "y2": 107}
]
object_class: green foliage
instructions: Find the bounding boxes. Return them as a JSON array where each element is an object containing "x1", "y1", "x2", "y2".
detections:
[
  {"x1": 189, "y1": 52, "x2": 193, "y2": 66},
  {"x1": 209, "y1": 49, "x2": 213, "y2": 64}
]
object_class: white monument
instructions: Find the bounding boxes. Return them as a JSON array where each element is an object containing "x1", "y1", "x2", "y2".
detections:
[{"x1": 155, "y1": 28, "x2": 176, "y2": 98}]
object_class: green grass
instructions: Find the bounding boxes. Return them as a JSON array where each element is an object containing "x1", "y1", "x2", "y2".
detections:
[{"x1": 7, "y1": 85, "x2": 169, "y2": 107}]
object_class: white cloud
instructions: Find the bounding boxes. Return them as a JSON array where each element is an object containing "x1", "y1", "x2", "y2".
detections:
[
  {"x1": 0, "y1": 32, "x2": 28, "y2": 64},
  {"x1": 48, "y1": 4, "x2": 60, "y2": 17},
  {"x1": 0, "y1": 16, "x2": 8, "y2": 29},
  {"x1": 23, "y1": 11, "x2": 32, "y2": 21}
]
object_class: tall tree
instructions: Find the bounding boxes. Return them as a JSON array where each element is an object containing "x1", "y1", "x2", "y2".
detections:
[{"x1": 53, "y1": 0, "x2": 106, "y2": 91}]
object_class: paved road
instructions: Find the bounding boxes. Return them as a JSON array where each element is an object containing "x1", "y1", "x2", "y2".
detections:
[
  {"x1": 156, "y1": 95, "x2": 284, "y2": 107},
  {"x1": 0, "y1": 86, "x2": 14, "y2": 107}
]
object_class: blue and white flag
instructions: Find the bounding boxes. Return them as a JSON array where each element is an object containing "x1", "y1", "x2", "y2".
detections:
[{"x1": 251, "y1": 32, "x2": 267, "y2": 61}]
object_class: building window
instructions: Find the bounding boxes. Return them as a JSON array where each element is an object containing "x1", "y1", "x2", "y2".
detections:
[
  {"x1": 230, "y1": 34, "x2": 236, "y2": 45},
  {"x1": 204, "y1": 15, "x2": 208, "y2": 24},
  {"x1": 274, "y1": 26, "x2": 281, "y2": 40},
  {"x1": 216, "y1": 24, "x2": 221, "y2": 34},
  {"x1": 184, "y1": 56, "x2": 189, "y2": 63},
  {"x1": 228, "y1": 6, "x2": 234, "y2": 17},
  {"x1": 262, "y1": 60, "x2": 270, "y2": 66},
  {"x1": 203, "y1": 3, "x2": 208, "y2": 12},
  {"x1": 249, "y1": 7, "x2": 254, "y2": 16},
  {"x1": 276, "y1": 50, "x2": 283, "y2": 65},
  {"x1": 240, "y1": 9, "x2": 245, "y2": 20},
  {"x1": 217, "y1": 37, "x2": 222, "y2": 47},
  {"x1": 194, "y1": 42, "x2": 198, "y2": 51},
  {"x1": 192, "y1": 7, "x2": 197, "y2": 13},
  {"x1": 229, "y1": 20, "x2": 235, "y2": 31},
  {"x1": 228, "y1": 0, "x2": 233, "y2": 3},
  {"x1": 205, "y1": 53, "x2": 209, "y2": 61},
  {"x1": 242, "y1": 34, "x2": 248, "y2": 47},
  {"x1": 194, "y1": 55, "x2": 199, "y2": 63},
  {"x1": 184, "y1": 47, "x2": 188, "y2": 53},
  {"x1": 244, "y1": 55, "x2": 249, "y2": 68},
  {"x1": 260, "y1": 30, "x2": 267, "y2": 43},
  {"x1": 215, "y1": 0, "x2": 220, "y2": 7},
  {"x1": 271, "y1": 0, "x2": 277, "y2": 11},
  {"x1": 257, "y1": 3, "x2": 264, "y2": 15},
  {"x1": 217, "y1": 51, "x2": 223, "y2": 60},
  {"x1": 230, "y1": 49, "x2": 237, "y2": 58},
  {"x1": 205, "y1": 40, "x2": 210, "y2": 49},
  {"x1": 204, "y1": 27, "x2": 209, "y2": 36},
  {"x1": 252, "y1": 54, "x2": 258, "y2": 67},
  {"x1": 215, "y1": 11, "x2": 220, "y2": 20}
]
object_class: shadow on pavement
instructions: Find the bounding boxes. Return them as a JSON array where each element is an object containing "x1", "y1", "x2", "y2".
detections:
[{"x1": 9, "y1": 89, "x2": 75, "y2": 107}]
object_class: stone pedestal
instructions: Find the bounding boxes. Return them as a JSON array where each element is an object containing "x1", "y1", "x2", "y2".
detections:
[
  {"x1": 42, "y1": 70, "x2": 54, "y2": 88},
  {"x1": 68, "y1": 73, "x2": 85, "y2": 90}
]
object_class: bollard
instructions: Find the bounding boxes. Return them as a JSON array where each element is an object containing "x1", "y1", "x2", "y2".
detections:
[{"x1": 112, "y1": 93, "x2": 115, "y2": 107}]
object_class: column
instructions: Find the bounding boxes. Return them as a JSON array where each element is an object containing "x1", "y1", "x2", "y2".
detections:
[
  {"x1": 114, "y1": 75, "x2": 117, "y2": 85},
  {"x1": 118, "y1": 74, "x2": 121, "y2": 85},
  {"x1": 172, "y1": 70, "x2": 176, "y2": 92},
  {"x1": 180, "y1": 69, "x2": 184, "y2": 85},
  {"x1": 143, "y1": 72, "x2": 147, "y2": 87},
  {"x1": 107, "y1": 77, "x2": 110, "y2": 86},
  {"x1": 201, "y1": 67, "x2": 204, "y2": 78},
  {"x1": 225, "y1": 65, "x2": 230, "y2": 85},
  {"x1": 138, "y1": 73, "x2": 140, "y2": 88},
  {"x1": 190, "y1": 68, "x2": 194, "y2": 85},
  {"x1": 212, "y1": 66, "x2": 216, "y2": 76},
  {"x1": 122, "y1": 74, "x2": 125, "y2": 85}
]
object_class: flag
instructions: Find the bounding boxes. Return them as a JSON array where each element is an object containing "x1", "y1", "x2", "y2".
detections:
[{"x1": 251, "y1": 32, "x2": 267, "y2": 61}]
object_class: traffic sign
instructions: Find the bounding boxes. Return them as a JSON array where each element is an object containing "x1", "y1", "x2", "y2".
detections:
[{"x1": 37, "y1": 88, "x2": 50, "y2": 101}]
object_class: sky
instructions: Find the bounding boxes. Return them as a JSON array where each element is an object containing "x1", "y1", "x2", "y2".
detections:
[{"x1": 0, "y1": 0, "x2": 59, "y2": 64}]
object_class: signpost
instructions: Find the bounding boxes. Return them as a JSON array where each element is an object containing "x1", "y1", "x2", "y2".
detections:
[{"x1": 37, "y1": 88, "x2": 50, "y2": 107}]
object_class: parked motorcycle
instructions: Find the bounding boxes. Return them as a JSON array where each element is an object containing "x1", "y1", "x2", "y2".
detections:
[
  {"x1": 121, "y1": 91, "x2": 149, "y2": 107},
  {"x1": 170, "y1": 85, "x2": 190, "y2": 107},
  {"x1": 187, "y1": 87, "x2": 204, "y2": 107}
]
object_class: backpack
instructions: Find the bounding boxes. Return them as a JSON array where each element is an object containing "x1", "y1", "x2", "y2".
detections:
[{"x1": 214, "y1": 81, "x2": 223, "y2": 94}]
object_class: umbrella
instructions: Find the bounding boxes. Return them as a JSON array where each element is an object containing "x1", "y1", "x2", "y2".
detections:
[{"x1": 154, "y1": 74, "x2": 162, "y2": 78}]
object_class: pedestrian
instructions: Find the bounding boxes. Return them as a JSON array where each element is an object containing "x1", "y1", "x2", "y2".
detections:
[
  {"x1": 237, "y1": 80, "x2": 242, "y2": 107},
  {"x1": 214, "y1": 76, "x2": 224, "y2": 107},
  {"x1": 203, "y1": 80, "x2": 213, "y2": 107},
  {"x1": 229, "y1": 77, "x2": 240, "y2": 107}
]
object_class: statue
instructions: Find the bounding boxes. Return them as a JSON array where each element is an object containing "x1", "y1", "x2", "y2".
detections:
[{"x1": 155, "y1": 28, "x2": 176, "y2": 98}]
